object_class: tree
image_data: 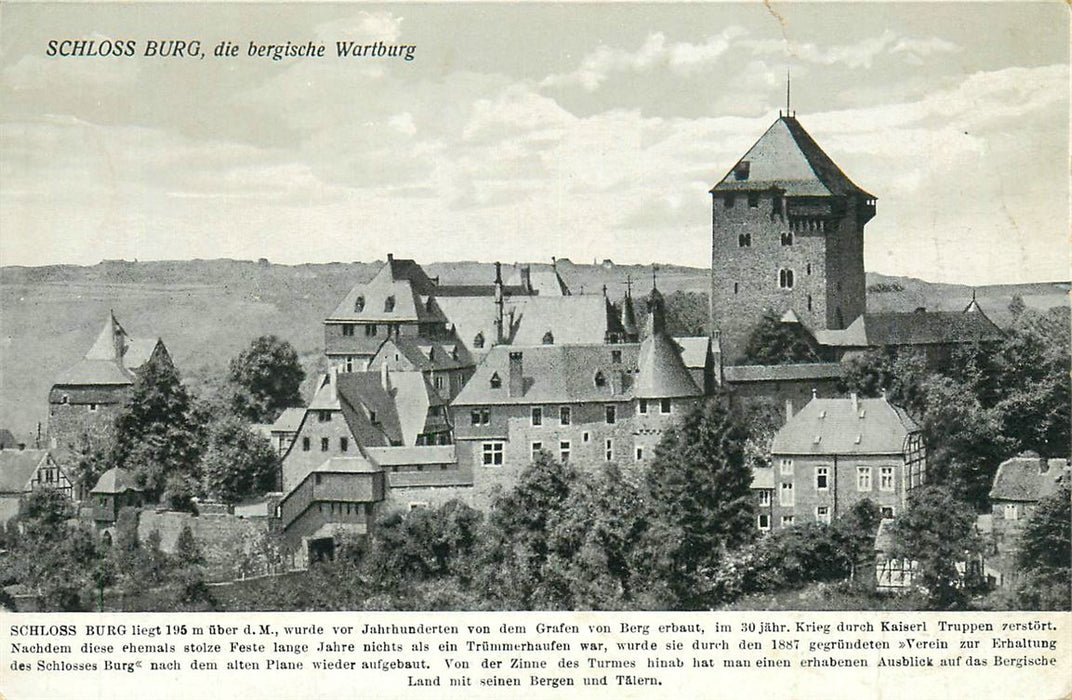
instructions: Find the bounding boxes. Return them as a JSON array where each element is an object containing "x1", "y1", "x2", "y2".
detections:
[
  {"x1": 1014, "y1": 484, "x2": 1071, "y2": 610},
  {"x1": 112, "y1": 353, "x2": 203, "y2": 504},
  {"x1": 543, "y1": 465, "x2": 651, "y2": 610},
  {"x1": 642, "y1": 392, "x2": 756, "y2": 608},
  {"x1": 888, "y1": 486, "x2": 983, "y2": 609},
  {"x1": 9, "y1": 489, "x2": 100, "y2": 611},
  {"x1": 200, "y1": 416, "x2": 280, "y2": 504},
  {"x1": 228, "y1": 335, "x2": 305, "y2": 424},
  {"x1": 663, "y1": 291, "x2": 709, "y2": 337},
  {"x1": 475, "y1": 453, "x2": 579, "y2": 609},
  {"x1": 740, "y1": 310, "x2": 821, "y2": 365}
]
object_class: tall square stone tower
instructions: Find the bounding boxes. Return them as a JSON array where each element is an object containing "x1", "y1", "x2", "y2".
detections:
[{"x1": 709, "y1": 114, "x2": 876, "y2": 361}]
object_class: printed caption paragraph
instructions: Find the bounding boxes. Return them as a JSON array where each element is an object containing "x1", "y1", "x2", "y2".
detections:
[{"x1": 2, "y1": 612, "x2": 1068, "y2": 699}]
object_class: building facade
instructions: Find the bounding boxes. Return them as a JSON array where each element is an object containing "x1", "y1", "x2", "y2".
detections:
[{"x1": 763, "y1": 395, "x2": 926, "y2": 531}]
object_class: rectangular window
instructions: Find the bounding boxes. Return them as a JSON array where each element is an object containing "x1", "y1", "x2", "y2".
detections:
[
  {"x1": 471, "y1": 409, "x2": 481, "y2": 426},
  {"x1": 605, "y1": 405, "x2": 617, "y2": 424},
  {"x1": 1003, "y1": 503, "x2": 1018, "y2": 521},
  {"x1": 880, "y1": 467, "x2": 895, "y2": 492},
  {"x1": 880, "y1": 506, "x2": 895, "y2": 519},
  {"x1": 560, "y1": 406, "x2": 571, "y2": 426},
  {"x1": 816, "y1": 506, "x2": 832, "y2": 525},
  {"x1": 781, "y1": 515, "x2": 795, "y2": 528},
  {"x1": 342, "y1": 324, "x2": 355, "y2": 336},
  {"x1": 738, "y1": 233, "x2": 751, "y2": 248},
  {"x1": 748, "y1": 192, "x2": 759, "y2": 208},
  {"x1": 345, "y1": 357, "x2": 354, "y2": 373},
  {"x1": 88, "y1": 403, "x2": 98, "y2": 412},
  {"x1": 780, "y1": 482, "x2": 794, "y2": 507},
  {"x1": 611, "y1": 350, "x2": 622, "y2": 364},
  {"x1": 531, "y1": 442, "x2": 543, "y2": 461},
  {"x1": 531, "y1": 406, "x2": 543, "y2": 426},
  {"x1": 605, "y1": 439, "x2": 614, "y2": 462},
  {"x1": 638, "y1": 399, "x2": 648, "y2": 415},
  {"x1": 340, "y1": 437, "x2": 348, "y2": 452},
  {"x1": 660, "y1": 398, "x2": 671, "y2": 414},
  {"x1": 758, "y1": 490, "x2": 771, "y2": 507},
  {"x1": 302, "y1": 437, "x2": 311, "y2": 452},
  {"x1": 582, "y1": 432, "x2": 590, "y2": 443},
  {"x1": 365, "y1": 324, "x2": 377, "y2": 337},
  {"x1": 480, "y1": 409, "x2": 490, "y2": 425},
  {"x1": 482, "y1": 442, "x2": 504, "y2": 466},
  {"x1": 434, "y1": 376, "x2": 444, "y2": 390},
  {"x1": 857, "y1": 467, "x2": 872, "y2": 491},
  {"x1": 320, "y1": 437, "x2": 329, "y2": 452},
  {"x1": 779, "y1": 458, "x2": 793, "y2": 476},
  {"x1": 318, "y1": 410, "x2": 331, "y2": 422},
  {"x1": 758, "y1": 514, "x2": 770, "y2": 531},
  {"x1": 816, "y1": 466, "x2": 829, "y2": 491},
  {"x1": 559, "y1": 440, "x2": 571, "y2": 463},
  {"x1": 635, "y1": 446, "x2": 644, "y2": 461}
]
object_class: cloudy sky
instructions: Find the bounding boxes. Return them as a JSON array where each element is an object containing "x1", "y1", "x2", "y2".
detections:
[{"x1": 1, "y1": 3, "x2": 1067, "y2": 284}]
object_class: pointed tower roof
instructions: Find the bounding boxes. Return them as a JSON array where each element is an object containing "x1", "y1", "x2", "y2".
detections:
[
  {"x1": 621, "y1": 291, "x2": 639, "y2": 341},
  {"x1": 711, "y1": 115, "x2": 874, "y2": 199},
  {"x1": 54, "y1": 312, "x2": 162, "y2": 386}
]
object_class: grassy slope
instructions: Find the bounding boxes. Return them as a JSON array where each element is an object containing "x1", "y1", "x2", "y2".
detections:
[{"x1": 1, "y1": 259, "x2": 1066, "y2": 440}]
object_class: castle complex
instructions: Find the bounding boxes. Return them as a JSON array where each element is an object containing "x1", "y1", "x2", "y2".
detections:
[{"x1": 14, "y1": 110, "x2": 1018, "y2": 564}]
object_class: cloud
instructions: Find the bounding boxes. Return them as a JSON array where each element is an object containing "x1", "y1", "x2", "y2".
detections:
[
  {"x1": 313, "y1": 12, "x2": 405, "y2": 43},
  {"x1": 541, "y1": 27, "x2": 747, "y2": 91},
  {"x1": 742, "y1": 29, "x2": 960, "y2": 70}
]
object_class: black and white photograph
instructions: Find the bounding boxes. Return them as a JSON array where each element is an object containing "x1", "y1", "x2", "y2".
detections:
[{"x1": 0, "y1": 3, "x2": 1069, "y2": 695}]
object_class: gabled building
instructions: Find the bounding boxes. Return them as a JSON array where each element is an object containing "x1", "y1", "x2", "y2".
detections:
[
  {"x1": 0, "y1": 449, "x2": 72, "y2": 527},
  {"x1": 87, "y1": 467, "x2": 143, "y2": 526},
  {"x1": 767, "y1": 394, "x2": 925, "y2": 530},
  {"x1": 450, "y1": 287, "x2": 703, "y2": 507},
  {"x1": 48, "y1": 312, "x2": 171, "y2": 456},
  {"x1": 710, "y1": 113, "x2": 876, "y2": 361},
  {"x1": 985, "y1": 454, "x2": 1069, "y2": 585},
  {"x1": 280, "y1": 367, "x2": 452, "y2": 493},
  {"x1": 813, "y1": 301, "x2": 1005, "y2": 367},
  {"x1": 366, "y1": 335, "x2": 473, "y2": 401}
]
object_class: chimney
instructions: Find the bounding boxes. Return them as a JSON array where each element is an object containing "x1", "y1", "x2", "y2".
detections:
[
  {"x1": 328, "y1": 368, "x2": 338, "y2": 403},
  {"x1": 785, "y1": 399, "x2": 794, "y2": 422},
  {"x1": 387, "y1": 253, "x2": 394, "y2": 263},
  {"x1": 851, "y1": 392, "x2": 858, "y2": 411},
  {"x1": 811, "y1": 388, "x2": 818, "y2": 400},
  {"x1": 18, "y1": 442, "x2": 26, "y2": 451},
  {"x1": 380, "y1": 362, "x2": 391, "y2": 393},
  {"x1": 521, "y1": 265, "x2": 532, "y2": 293},
  {"x1": 508, "y1": 351, "x2": 524, "y2": 398}
]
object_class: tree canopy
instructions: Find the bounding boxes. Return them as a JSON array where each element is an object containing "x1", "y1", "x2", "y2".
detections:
[
  {"x1": 228, "y1": 335, "x2": 305, "y2": 424},
  {"x1": 201, "y1": 416, "x2": 280, "y2": 504},
  {"x1": 740, "y1": 310, "x2": 821, "y2": 365}
]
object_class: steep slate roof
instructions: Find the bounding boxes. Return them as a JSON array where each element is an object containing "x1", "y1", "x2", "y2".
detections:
[
  {"x1": 505, "y1": 264, "x2": 571, "y2": 296},
  {"x1": 326, "y1": 256, "x2": 447, "y2": 323},
  {"x1": 271, "y1": 407, "x2": 305, "y2": 434},
  {"x1": 0, "y1": 429, "x2": 17, "y2": 449},
  {"x1": 453, "y1": 344, "x2": 641, "y2": 405},
  {"x1": 711, "y1": 115, "x2": 874, "y2": 199},
  {"x1": 90, "y1": 467, "x2": 141, "y2": 494},
  {"x1": 814, "y1": 309, "x2": 1004, "y2": 348},
  {"x1": 436, "y1": 293, "x2": 615, "y2": 354},
  {"x1": 674, "y1": 337, "x2": 712, "y2": 370},
  {"x1": 723, "y1": 362, "x2": 843, "y2": 383},
  {"x1": 54, "y1": 313, "x2": 163, "y2": 386},
  {"x1": 309, "y1": 456, "x2": 380, "y2": 474},
  {"x1": 0, "y1": 450, "x2": 49, "y2": 493},
  {"x1": 373, "y1": 336, "x2": 473, "y2": 372},
  {"x1": 989, "y1": 456, "x2": 1069, "y2": 502},
  {"x1": 635, "y1": 332, "x2": 702, "y2": 399},
  {"x1": 772, "y1": 397, "x2": 919, "y2": 455}
]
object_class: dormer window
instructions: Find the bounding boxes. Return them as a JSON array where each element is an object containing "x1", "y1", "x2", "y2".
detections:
[
  {"x1": 427, "y1": 347, "x2": 435, "y2": 361},
  {"x1": 733, "y1": 161, "x2": 750, "y2": 181},
  {"x1": 473, "y1": 332, "x2": 485, "y2": 349},
  {"x1": 425, "y1": 297, "x2": 434, "y2": 312},
  {"x1": 542, "y1": 331, "x2": 554, "y2": 345},
  {"x1": 594, "y1": 371, "x2": 606, "y2": 388},
  {"x1": 384, "y1": 296, "x2": 396, "y2": 312},
  {"x1": 354, "y1": 296, "x2": 365, "y2": 312},
  {"x1": 369, "y1": 410, "x2": 378, "y2": 423},
  {"x1": 490, "y1": 372, "x2": 502, "y2": 389}
]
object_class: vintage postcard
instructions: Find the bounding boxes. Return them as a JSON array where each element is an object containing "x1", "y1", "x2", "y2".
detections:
[{"x1": 0, "y1": 2, "x2": 1069, "y2": 699}]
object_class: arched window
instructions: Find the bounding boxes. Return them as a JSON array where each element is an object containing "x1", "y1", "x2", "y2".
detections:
[
  {"x1": 778, "y1": 268, "x2": 794, "y2": 289},
  {"x1": 594, "y1": 371, "x2": 606, "y2": 388},
  {"x1": 354, "y1": 296, "x2": 365, "y2": 312},
  {"x1": 738, "y1": 233, "x2": 751, "y2": 248},
  {"x1": 384, "y1": 296, "x2": 396, "y2": 312},
  {"x1": 473, "y1": 332, "x2": 485, "y2": 349},
  {"x1": 781, "y1": 232, "x2": 793, "y2": 246},
  {"x1": 490, "y1": 372, "x2": 502, "y2": 389},
  {"x1": 542, "y1": 331, "x2": 554, "y2": 345}
]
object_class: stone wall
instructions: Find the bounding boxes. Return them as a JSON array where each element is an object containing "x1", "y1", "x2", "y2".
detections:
[{"x1": 137, "y1": 508, "x2": 279, "y2": 582}]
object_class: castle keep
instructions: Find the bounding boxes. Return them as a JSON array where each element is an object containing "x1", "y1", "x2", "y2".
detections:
[{"x1": 710, "y1": 113, "x2": 876, "y2": 361}]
